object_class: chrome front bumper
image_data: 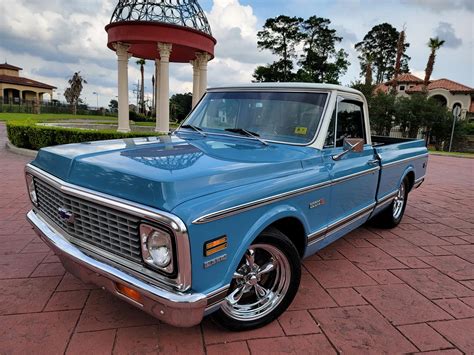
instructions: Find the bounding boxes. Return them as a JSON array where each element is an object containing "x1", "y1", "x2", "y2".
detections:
[{"x1": 27, "y1": 210, "x2": 208, "y2": 327}]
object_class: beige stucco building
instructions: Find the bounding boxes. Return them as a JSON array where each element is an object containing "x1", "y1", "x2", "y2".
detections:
[
  {"x1": 0, "y1": 63, "x2": 56, "y2": 104},
  {"x1": 376, "y1": 73, "x2": 474, "y2": 120}
]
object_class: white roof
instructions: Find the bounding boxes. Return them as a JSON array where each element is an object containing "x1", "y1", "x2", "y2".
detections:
[{"x1": 208, "y1": 82, "x2": 362, "y2": 95}]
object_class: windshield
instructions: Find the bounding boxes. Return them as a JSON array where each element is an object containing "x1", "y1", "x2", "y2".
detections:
[{"x1": 181, "y1": 91, "x2": 328, "y2": 144}]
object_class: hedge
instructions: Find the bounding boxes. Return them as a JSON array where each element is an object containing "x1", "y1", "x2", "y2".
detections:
[{"x1": 7, "y1": 121, "x2": 161, "y2": 150}]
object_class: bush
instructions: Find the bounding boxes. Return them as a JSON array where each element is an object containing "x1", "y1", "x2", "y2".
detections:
[
  {"x1": 129, "y1": 110, "x2": 154, "y2": 122},
  {"x1": 7, "y1": 121, "x2": 161, "y2": 150}
]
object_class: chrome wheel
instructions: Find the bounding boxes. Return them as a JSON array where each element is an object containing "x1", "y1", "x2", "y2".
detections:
[
  {"x1": 221, "y1": 244, "x2": 291, "y2": 322},
  {"x1": 393, "y1": 182, "x2": 406, "y2": 219}
]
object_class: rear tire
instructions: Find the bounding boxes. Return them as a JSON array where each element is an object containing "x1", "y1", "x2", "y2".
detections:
[
  {"x1": 371, "y1": 177, "x2": 409, "y2": 229},
  {"x1": 211, "y1": 227, "x2": 301, "y2": 331}
]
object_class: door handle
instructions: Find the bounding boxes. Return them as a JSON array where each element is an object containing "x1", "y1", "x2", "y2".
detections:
[{"x1": 367, "y1": 159, "x2": 379, "y2": 166}]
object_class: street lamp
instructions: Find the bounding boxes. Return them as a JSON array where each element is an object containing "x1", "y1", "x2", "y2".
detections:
[{"x1": 92, "y1": 92, "x2": 99, "y2": 109}]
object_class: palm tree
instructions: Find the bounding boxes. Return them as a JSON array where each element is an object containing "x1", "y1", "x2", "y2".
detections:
[
  {"x1": 392, "y1": 28, "x2": 406, "y2": 91},
  {"x1": 364, "y1": 52, "x2": 375, "y2": 86},
  {"x1": 423, "y1": 37, "x2": 445, "y2": 87},
  {"x1": 136, "y1": 59, "x2": 146, "y2": 113},
  {"x1": 64, "y1": 72, "x2": 87, "y2": 115}
]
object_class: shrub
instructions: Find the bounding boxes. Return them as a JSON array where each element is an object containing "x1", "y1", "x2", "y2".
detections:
[
  {"x1": 129, "y1": 110, "x2": 154, "y2": 122},
  {"x1": 7, "y1": 121, "x2": 161, "y2": 150}
]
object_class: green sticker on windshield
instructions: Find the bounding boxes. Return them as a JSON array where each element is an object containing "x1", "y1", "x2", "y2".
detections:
[{"x1": 294, "y1": 127, "x2": 308, "y2": 135}]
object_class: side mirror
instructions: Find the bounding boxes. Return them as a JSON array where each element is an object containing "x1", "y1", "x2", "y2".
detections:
[{"x1": 332, "y1": 138, "x2": 365, "y2": 161}]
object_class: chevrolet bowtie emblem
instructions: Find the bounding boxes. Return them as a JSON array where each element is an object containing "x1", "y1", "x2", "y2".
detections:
[{"x1": 58, "y1": 207, "x2": 75, "y2": 224}]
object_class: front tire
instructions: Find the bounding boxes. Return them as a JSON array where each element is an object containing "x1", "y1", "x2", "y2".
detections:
[
  {"x1": 372, "y1": 177, "x2": 409, "y2": 228},
  {"x1": 211, "y1": 227, "x2": 301, "y2": 331}
]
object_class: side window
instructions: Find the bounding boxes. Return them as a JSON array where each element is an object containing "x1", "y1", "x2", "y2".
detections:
[
  {"x1": 335, "y1": 100, "x2": 365, "y2": 147},
  {"x1": 324, "y1": 108, "x2": 336, "y2": 148}
]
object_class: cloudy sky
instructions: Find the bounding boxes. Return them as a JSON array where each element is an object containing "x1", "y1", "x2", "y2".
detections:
[{"x1": 0, "y1": 0, "x2": 472, "y2": 107}]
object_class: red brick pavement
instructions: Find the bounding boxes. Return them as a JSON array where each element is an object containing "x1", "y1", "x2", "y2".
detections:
[{"x1": 0, "y1": 122, "x2": 473, "y2": 354}]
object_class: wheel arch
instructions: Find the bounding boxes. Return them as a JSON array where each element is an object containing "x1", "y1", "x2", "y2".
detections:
[{"x1": 224, "y1": 205, "x2": 309, "y2": 285}]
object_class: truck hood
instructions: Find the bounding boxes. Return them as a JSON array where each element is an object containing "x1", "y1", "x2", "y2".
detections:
[{"x1": 31, "y1": 134, "x2": 316, "y2": 211}]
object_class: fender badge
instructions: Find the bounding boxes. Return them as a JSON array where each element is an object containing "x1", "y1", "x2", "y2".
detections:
[
  {"x1": 204, "y1": 254, "x2": 227, "y2": 269},
  {"x1": 309, "y1": 198, "x2": 325, "y2": 209}
]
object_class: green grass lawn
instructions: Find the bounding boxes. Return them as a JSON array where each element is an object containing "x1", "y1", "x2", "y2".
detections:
[
  {"x1": 429, "y1": 149, "x2": 474, "y2": 158},
  {"x1": 0, "y1": 113, "x2": 117, "y2": 123}
]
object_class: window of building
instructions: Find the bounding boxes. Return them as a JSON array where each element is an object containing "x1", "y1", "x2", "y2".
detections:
[{"x1": 399, "y1": 85, "x2": 405, "y2": 91}]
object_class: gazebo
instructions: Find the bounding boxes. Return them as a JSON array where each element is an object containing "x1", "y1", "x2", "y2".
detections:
[{"x1": 105, "y1": 0, "x2": 216, "y2": 133}]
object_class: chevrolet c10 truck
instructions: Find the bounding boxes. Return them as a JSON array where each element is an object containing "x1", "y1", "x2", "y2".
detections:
[{"x1": 25, "y1": 83, "x2": 428, "y2": 330}]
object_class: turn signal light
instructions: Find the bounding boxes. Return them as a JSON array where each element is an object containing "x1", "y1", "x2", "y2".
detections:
[
  {"x1": 116, "y1": 283, "x2": 142, "y2": 303},
  {"x1": 204, "y1": 236, "x2": 227, "y2": 256}
]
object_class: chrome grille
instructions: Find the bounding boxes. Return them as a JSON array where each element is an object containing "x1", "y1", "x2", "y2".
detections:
[{"x1": 34, "y1": 178, "x2": 142, "y2": 263}]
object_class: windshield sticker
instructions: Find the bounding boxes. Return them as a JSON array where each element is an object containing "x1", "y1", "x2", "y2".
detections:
[{"x1": 294, "y1": 127, "x2": 308, "y2": 135}]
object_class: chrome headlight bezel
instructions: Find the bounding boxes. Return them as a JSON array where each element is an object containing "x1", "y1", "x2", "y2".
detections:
[
  {"x1": 25, "y1": 173, "x2": 38, "y2": 206},
  {"x1": 139, "y1": 223, "x2": 175, "y2": 274}
]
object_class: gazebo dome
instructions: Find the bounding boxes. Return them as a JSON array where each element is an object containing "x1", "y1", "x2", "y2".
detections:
[
  {"x1": 110, "y1": 0, "x2": 212, "y2": 36},
  {"x1": 106, "y1": 0, "x2": 216, "y2": 62}
]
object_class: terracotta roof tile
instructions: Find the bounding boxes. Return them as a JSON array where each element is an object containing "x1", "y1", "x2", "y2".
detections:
[
  {"x1": 405, "y1": 79, "x2": 473, "y2": 94},
  {"x1": 391, "y1": 73, "x2": 423, "y2": 83},
  {"x1": 374, "y1": 83, "x2": 389, "y2": 94},
  {"x1": 0, "y1": 75, "x2": 56, "y2": 90},
  {"x1": 0, "y1": 63, "x2": 22, "y2": 71}
]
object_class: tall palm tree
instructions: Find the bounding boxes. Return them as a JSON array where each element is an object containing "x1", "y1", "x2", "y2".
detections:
[
  {"x1": 136, "y1": 58, "x2": 146, "y2": 113},
  {"x1": 364, "y1": 52, "x2": 375, "y2": 86},
  {"x1": 392, "y1": 28, "x2": 406, "y2": 91},
  {"x1": 423, "y1": 37, "x2": 445, "y2": 87}
]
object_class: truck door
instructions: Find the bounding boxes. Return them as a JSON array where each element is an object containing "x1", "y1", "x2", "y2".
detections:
[{"x1": 322, "y1": 96, "x2": 379, "y2": 240}]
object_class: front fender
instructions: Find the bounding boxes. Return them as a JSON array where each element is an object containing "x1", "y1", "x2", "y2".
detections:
[{"x1": 224, "y1": 204, "x2": 310, "y2": 286}]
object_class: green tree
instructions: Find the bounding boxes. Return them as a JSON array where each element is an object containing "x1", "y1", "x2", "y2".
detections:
[
  {"x1": 253, "y1": 60, "x2": 294, "y2": 82},
  {"x1": 369, "y1": 91, "x2": 397, "y2": 136},
  {"x1": 394, "y1": 93, "x2": 448, "y2": 139},
  {"x1": 355, "y1": 23, "x2": 410, "y2": 84},
  {"x1": 423, "y1": 37, "x2": 445, "y2": 87},
  {"x1": 170, "y1": 93, "x2": 192, "y2": 123},
  {"x1": 297, "y1": 16, "x2": 349, "y2": 84},
  {"x1": 255, "y1": 15, "x2": 304, "y2": 82},
  {"x1": 64, "y1": 72, "x2": 87, "y2": 115},
  {"x1": 108, "y1": 99, "x2": 118, "y2": 113}
]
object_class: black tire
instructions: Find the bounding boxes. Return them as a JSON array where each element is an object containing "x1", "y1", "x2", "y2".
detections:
[
  {"x1": 211, "y1": 227, "x2": 301, "y2": 331},
  {"x1": 371, "y1": 177, "x2": 409, "y2": 228}
]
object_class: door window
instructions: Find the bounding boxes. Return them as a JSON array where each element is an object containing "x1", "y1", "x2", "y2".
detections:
[{"x1": 335, "y1": 100, "x2": 365, "y2": 147}]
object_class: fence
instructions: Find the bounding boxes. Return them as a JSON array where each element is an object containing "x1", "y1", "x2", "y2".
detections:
[{"x1": 0, "y1": 97, "x2": 117, "y2": 117}]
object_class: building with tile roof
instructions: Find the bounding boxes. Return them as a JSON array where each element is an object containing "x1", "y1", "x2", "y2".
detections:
[
  {"x1": 0, "y1": 63, "x2": 56, "y2": 104},
  {"x1": 375, "y1": 73, "x2": 474, "y2": 119}
]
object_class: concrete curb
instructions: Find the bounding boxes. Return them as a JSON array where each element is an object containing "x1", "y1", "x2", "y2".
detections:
[{"x1": 5, "y1": 141, "x2": 37, "y2": 158}]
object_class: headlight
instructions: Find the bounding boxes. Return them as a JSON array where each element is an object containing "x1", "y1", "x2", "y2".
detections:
[
  {"x1": 25, "y1": 173, "x2": 38, "y2": 206},
  {"x1": 140, "y1": 224, "x2": 174, "y2": 273}
]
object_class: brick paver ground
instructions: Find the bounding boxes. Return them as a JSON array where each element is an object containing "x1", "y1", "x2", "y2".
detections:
[{"x1": 0, "y1": 122, "x2": 473, "y2": 354}]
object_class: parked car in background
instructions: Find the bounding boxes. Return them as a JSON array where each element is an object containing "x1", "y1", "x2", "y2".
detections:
[{"x1": 25, "y1": 83, "x2": 428, "y2": 330}]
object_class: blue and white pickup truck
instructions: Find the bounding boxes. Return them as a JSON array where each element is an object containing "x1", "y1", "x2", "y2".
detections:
[{"x1": 25, "y1": 83, "x2": 428, "y2": 330}]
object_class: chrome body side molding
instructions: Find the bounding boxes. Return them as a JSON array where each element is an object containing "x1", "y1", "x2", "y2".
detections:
[
  {"x1": 307, "y1": 203, "x2": 376, "y2": 246},
  {"x1": 193, "y1": 167, "x2": 380, "y2": 224},
  {"x1": 382, "y1": 153, "x2": 429, "y2": 168}
]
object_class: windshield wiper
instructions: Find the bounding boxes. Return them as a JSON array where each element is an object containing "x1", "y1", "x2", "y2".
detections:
[
  {"x1": 180, "y1": 124, "x2": 207, "y2": 137},
  {"x1": 225, "y1": 128, "x2": 268, "y2": 145}
]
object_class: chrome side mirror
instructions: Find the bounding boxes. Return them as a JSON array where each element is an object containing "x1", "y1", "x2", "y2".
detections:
[{"x1": 332, "y1": 138, "x2": 364, "y2": 161}]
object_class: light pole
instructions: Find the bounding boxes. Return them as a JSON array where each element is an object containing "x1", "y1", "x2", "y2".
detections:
[
  {"x1": 92, "y1": 92, "x2": 99, "y2": 109},
  {"x1": 448, "y1": 105, "x2": 461, "y2": 152}
]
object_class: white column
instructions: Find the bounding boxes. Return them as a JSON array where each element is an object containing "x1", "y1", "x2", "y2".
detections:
[
  {"x1": 190, "y1": 58, "x2": 200, "y2": 108},
  {"x1": 155, "y1": 58, "x2": 161, "y2": 131},
  {"x1": 196, "y1": 52, "x2": 210, "y2": 99},
  {"x1": 157, "y1": 43, "x2": 172, "y2": 133},
  {"x1": 115, "y1": 42, "x2": 131, "y2": 132}
]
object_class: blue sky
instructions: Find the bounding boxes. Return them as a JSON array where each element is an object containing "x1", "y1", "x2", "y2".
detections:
[{"x1": 0, "y1": 0, "x2": 472, "y2": 107}]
